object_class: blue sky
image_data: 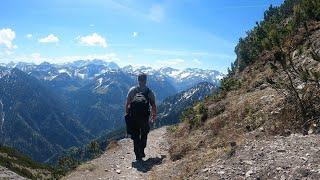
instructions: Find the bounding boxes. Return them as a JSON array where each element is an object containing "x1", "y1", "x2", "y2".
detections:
[{"x1": 0, "y1": 0, "x2": 284, "y2": 73}]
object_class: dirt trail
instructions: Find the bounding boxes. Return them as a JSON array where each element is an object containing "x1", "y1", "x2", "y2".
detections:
[
  {"x1": 190, "y1": 133, "x2": 320, "y2": 180},
  {"x1": 63, "y1": 127, "x2": 169, "y2": 180},
  {"x1": 64, "y1": 126, "x2": 320, "y2": 180}
]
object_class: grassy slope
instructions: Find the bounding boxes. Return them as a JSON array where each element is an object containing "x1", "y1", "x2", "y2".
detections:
[
  {"x1": 0, "y1": 145, "x2": 61, "y2": 179},
  {"x1": 161, "y1": 0, "x2": 320, "y2": 178}
]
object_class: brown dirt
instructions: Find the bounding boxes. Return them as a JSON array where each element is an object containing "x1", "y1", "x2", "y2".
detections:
[
  {"x1": 63, "y1": 125, "x2": 320, "y2": 180},
  {"x1": 63, "y1": 127, "x2": 170, "y2": 180}
]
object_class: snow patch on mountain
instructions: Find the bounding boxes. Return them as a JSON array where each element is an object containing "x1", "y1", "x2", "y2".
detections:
[
  {"x1": 181, "y1": 88, "x2": 198, "y2": 101},
  {"x1": 74, "y1": 70, "x2": 86, "y2": 79},
  {"x1": 1, "y1": 61, "x2": 224, "y2": 93},
  {"x1": 0, "y1": 100, "x2": 5, "y2": 133},
  {"x1": 95, "y1": 77, "x2": 104, "y2": 89},
  {"x1": 58, "y1": 69, "x2": 72, "y2": 76},
  {"x1": 122, "y1": 65, "x2": 157, "y2": 75}
]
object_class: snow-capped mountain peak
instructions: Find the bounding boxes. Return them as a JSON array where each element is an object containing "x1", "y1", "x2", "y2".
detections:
[{"x1": 1, "y1": 60, "x2": 224, "y2": 92}]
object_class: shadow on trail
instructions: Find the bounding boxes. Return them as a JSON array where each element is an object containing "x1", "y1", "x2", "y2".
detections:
[{"x1": 132, "y1": 155, "x2": 166, "y2": 173}]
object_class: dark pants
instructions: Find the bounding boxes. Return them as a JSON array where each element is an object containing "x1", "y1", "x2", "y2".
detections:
[{"x1": 131, "y1": 118, "x2": 149, "y2": 158}]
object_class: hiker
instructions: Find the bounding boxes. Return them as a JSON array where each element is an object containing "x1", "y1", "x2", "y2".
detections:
[{"x1": 125, "y1": 73, "x2": 157, "y2": 161}]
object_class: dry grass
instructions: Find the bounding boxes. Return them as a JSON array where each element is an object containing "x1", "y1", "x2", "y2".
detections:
[
  {"x1": 163, "y1": 24, "x2": 320, "y2": 178},
  {"x1": 167, "y1": 122, "x2": 244, "y2": 178},
  {"x1": 76, "y1": 162, "x2": 97, "y2": 172},
  {"x1": 106, "y1": 140, "x2": 120, "y2": 150},
  {"x1": 166, "y1": 86, "x2": 313, "y2": 177},
  {"x1": 166, "y1": 85, "x2": 289, "y2": 177}
]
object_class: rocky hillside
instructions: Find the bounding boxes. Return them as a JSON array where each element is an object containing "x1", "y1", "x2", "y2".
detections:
[
  {"x1": 0, "y1": 166, "x2": 27, "y2": 180},
  {"x1": 156, "y1": 82, "x2": 217, "y2": 128},
  {"x1": 158, "y1": 0, "x2": 320, "y2": 179}
]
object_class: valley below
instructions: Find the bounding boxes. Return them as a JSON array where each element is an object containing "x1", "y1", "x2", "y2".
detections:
[{"x1": 0, "y1": 60, "x2": 222, "y2": 163}]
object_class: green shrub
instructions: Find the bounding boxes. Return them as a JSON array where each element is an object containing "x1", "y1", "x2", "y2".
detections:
[
  {"x1": 232, "y1": 0, "x2": 320, "y2": 73},
  {"x1": 167, "y1": 125, "x2": 179, "y2": 133},
  {"x1": 220, "y1": 77, "x2": 241, "y2": 92},
  {"x1": 0, "y1": 145, "x2": 61, "y2": 179},
  {"x1": 180, "y1": 103, "x2": 208, "y2": 129}
]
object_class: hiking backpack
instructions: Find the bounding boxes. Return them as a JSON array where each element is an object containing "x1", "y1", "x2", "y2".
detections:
[{"x1": 130, "y1": 87, "x2": 150, "y2": 119}]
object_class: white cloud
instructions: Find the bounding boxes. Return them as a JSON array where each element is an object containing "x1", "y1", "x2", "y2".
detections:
[
  {"x1": 77, "y1": 33, "x2": 107, "y2": 48},
  {"x1": 132, "y1": 32, "x2": 138, "y2": 38},
  {"x1": 38, "y1": 34, "x2": 59, "y2": 43},
  {"x1": 156, "y1": 58, "x2": 185, "y2": 66},
  {"x1": 26, "y1": 34, "x2": 33, "y2": 39},
  {"x1": 0, "y1": 28, "x2": 17, "y2": 50},
  {"x1": 149, "y1": 4, "x2": 165, "y2": 22},
  {"x1": 89, "y1": 24, "x2": 95, "y2": 27}
]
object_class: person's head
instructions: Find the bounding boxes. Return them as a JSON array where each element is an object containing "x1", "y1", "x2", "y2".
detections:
[{"x1": 138, "y1": 73, "x2": 147, "y2": 86}]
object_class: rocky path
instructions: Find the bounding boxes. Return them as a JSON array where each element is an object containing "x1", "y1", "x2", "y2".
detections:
[
  {"x1": 63, "y1": 127, "x2": 169, "y2": 180},
  {"x1": 0, "y1": 166, "x2": 27, "y2": 180},
  {"x1": 192, "y1": 133, "x2": 320, "y2": 180},
  {"x1": 64, "y1": 126, "x2": 320, "y2": 180}
]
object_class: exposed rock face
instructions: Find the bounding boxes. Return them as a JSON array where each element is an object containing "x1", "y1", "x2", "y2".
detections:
[
  {"x1": 0, "y1": 166, "x2": 27, "y2": 180},
  {"x1": 156, "y1": 82, "x2": 217, "y2": 127}
]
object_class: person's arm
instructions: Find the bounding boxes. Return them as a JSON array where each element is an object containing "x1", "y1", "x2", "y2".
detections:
[
  {"x1": 125, "y1": 100, "x2": 130, "y2": 115},
  {"x1": 125, "y1": 87, "x2": 134, "y2": 115},
  {"x1": 149, "y1": 91, "x2": 157, "y2": 123},
  {"x1": 150, "y1": 101, "x2": 157, "y2": 123}
]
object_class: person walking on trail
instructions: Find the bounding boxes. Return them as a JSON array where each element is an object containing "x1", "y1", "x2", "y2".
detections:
[{"x1": 125, "y1": 73, "x2": 157, "y2": 161}]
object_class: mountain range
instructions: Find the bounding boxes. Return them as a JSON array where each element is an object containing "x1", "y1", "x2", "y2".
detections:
[
  {"x1": 156, "y1": 82, "x2": 216, "y2": 127},
  {"x1": 0, "y1": 68, "x2": 92, "y2": 162},
  {"x1": 0, "y1": 60, "x2": 223, "y2": 162},
  {"x1": 0, "y1": 60, "x2": 223, "y2": 95}
]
